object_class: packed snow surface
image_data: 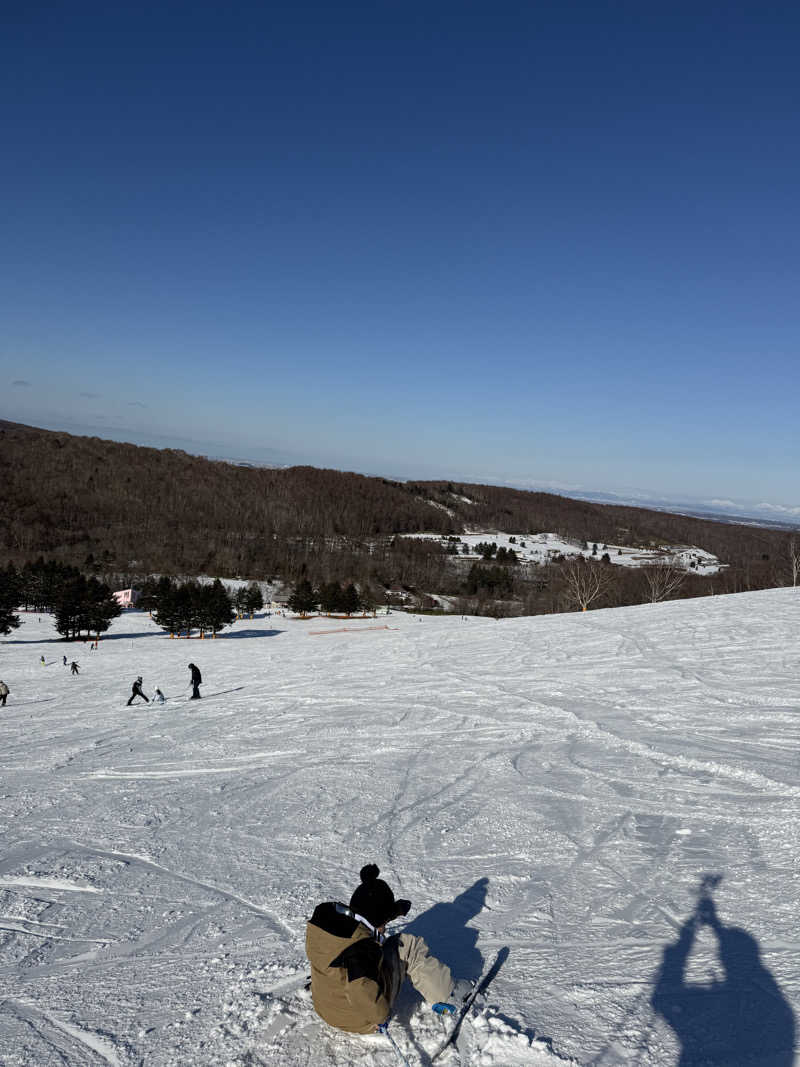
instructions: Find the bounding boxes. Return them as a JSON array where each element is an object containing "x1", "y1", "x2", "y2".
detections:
[{"x1": 1, "y1": 590, "x2": 799, "y2": 1065}]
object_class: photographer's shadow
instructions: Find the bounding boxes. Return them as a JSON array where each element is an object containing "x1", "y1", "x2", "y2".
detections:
[{"x1": 651, "y1": 880, "x2": 795, "y2": 1066}]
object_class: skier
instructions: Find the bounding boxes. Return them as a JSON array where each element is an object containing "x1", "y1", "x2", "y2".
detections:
[
  {"x1": 40, "y1": 655, "x2": 46, "y2": 666},
  {"x1": 154, "y1": 688, "x2": 166, "y2": 704},
  {"x1": 0, "y1": 680, "x2": 9, "y2": 706},
  {"x1": 305, "y1": 864, "x2": 471, "y2": 1034},
  {"x1": 63, "y1": 655, "x2": 67, "y2": 666},
  {"x1": 188, "y1": 662, "x2": 202, "y2": 700},
  {"x1": 127, "y1": 676, "x2": 149, "y2": 705},
  {"x1": 70, "y1": 661, "x2": 79, "y2": 675}
]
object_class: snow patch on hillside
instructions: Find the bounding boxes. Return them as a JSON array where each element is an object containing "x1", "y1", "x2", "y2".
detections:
[{"x1": 405, "y1": 530, "x2": 726, "y2": 574}]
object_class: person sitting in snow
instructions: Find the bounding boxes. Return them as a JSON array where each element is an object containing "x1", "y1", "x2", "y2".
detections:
[
  {"x1": 154, "y1": 688, "x2": 166, "y2": 704},
  {"x1": 306, "y1": 864, "x2": 472, "y2": 1034}
]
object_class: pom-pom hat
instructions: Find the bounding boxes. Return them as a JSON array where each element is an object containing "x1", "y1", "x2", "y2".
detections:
[{"x1": 349, "y1": 864, "x2": 411, "y2": 927}]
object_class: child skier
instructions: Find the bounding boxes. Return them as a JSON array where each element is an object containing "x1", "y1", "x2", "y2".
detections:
[
  {"x1": 154, "y1": 688, "x2": 166, "y2": 703},
  {"x1": 305, "y1": 864, "x2": 471, "y2": 1034}
]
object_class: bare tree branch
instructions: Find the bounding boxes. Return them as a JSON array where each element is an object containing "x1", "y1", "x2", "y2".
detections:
[
  {"x1": 789, "y1": 537, "x2": 799, "y2": 588},
  {"x1": 561, "y1": 556, "x2": 616, "y2": 611},
  {"x1": 642, "y1": 557, "x2": 686, "y2": 603}
]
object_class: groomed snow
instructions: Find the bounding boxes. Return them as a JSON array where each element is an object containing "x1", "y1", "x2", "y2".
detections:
[{"x1": 1, "y1": 589, "x2": 799, "y2": 1065}]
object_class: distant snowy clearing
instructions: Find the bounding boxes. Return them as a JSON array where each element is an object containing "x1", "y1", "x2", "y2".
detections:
[
  {"x1": 404, "y1": 530, "x2": 725, "y2": 574},
  {"x1": 1, "y1": 589, "x2": 798, "y2": 1065}
]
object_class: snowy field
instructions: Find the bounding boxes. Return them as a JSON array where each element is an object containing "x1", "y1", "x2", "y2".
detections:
[
  {"x1": 1, "y1": 589, "x2": 799, "y2": 1066},
  {"x1": 404, "y1": 531, "x2": 725, "y2": 575}
]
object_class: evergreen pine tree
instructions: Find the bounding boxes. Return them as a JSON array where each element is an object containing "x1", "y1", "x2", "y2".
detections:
[
  {"x1": 178, "y1": 580, "x2": 202, "y2": 637},
  {"x1": 0, "y1": 563, "x2": 21, "y2": 635},
  {"x1": 288, "y1": 578, "x2": 317, "y2": 615},
  {"x1": 204, "y1": 579, "x2": 236, "y2": 635},
  {"x1": 341, "y1": 583, "x2": 360, "y2": 616},
  {"x1": 243, "y1": 582, "x2": 264, "y2": 617},
  {"x1": 54, "y1": 575, "x2": 88, "y2": 640},
  {"x1": 83, "y1": 577, "x2": 123, "y2": 636},
  {"x1": 234, "y1": 587, "x2": 249, "y2": 617},
  {"x1": 359, "y1": 583, "x2": 377, "y2": 616},
  {"x1": 153, "y1": 583, "x2": 182, "y2": 636},
  {"x1": 319, "y1": 580, "x2": 343, "y2": 614}
]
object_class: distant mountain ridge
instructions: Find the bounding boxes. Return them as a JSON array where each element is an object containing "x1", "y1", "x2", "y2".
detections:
[{"x1": 0, "y1": 421, "x2": 791, "y2": 602}]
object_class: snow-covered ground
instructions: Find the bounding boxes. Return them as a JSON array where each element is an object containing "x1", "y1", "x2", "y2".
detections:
[
  {"x1": 2, "y1": 589, "x2": 799, "y2": 1065},
  {"x1": 405, "y1": 531, "x2": 725, "y2": 575}
]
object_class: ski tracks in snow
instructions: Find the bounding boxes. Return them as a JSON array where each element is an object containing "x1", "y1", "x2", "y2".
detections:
[{"x1": 1, "y1": 998, "x2": 126, "y2": 1066}]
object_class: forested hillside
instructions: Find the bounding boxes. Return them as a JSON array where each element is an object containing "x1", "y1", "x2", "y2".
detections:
[{"x1": 0, "y1": 420, "x2": 793, "y2": 613}]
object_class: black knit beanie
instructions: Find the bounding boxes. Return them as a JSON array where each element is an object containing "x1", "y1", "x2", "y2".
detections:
[{"x1": 349, "y1": 864, "x2": 411, "y2": 927}]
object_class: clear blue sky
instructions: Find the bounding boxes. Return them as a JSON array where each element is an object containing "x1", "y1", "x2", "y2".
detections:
[{"x1": 2, "y1": 2, "x2": 798, "y2": 513}]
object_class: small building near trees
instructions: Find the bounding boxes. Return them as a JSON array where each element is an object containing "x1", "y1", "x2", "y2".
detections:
[{"x1": 113, "y1": 588, "x2": 140, "y2": 609}]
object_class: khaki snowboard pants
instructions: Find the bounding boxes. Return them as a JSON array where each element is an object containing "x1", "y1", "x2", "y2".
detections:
[{"x1": 383, "y1": 933, "x2": 454, "y2": 1009}]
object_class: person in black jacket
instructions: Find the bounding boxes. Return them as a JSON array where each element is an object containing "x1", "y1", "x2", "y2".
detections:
[
  {"x1": 127, "y1": 676, "x2": 149, "y2": 705},
  {"x1": 188, "y1": 662, "x2": 202, "y2": 699}
]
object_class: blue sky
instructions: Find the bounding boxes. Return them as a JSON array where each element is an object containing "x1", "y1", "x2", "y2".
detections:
[{"x1": 2, "y1": 2, "x2": 798, "y2": 513}]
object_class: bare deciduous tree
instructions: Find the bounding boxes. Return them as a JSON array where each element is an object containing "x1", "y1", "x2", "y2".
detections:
[
  {"x1": 561, "y1": 556, "x2": 615, "y2": 611},
  {"x1": 642, "y1": 557, "x2": 686, "y2": 603},
  {"x1": 789, "y1": 538, "x2": 800, "y2": 587}
]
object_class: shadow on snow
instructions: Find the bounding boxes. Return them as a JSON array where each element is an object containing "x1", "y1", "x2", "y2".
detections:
[
  {"x1": 402, "y1": 877, "x2": 489, "y2": 982},
  {"x1": 650, "y1": 875, "x2": 795, "y2": 1066}
]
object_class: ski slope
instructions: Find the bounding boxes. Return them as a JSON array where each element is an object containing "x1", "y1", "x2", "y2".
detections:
[{"x1": 1, "y1": 589, "x2": 799, "y2": 1065}]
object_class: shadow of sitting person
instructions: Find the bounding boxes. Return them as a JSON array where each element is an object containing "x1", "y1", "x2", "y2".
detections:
[
  {"x1": 401, "y1": 876, "x2": 488, "y2": 982},
  {"x1": 651, "y1": 875, "x2": 795, "y2": 1066},
  {"x1": 388, "y1": 878, "x2": 490, "y2": 1064}
]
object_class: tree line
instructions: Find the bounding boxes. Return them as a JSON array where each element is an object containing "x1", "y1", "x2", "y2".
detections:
[
  {"x1": 0, "y1": 560, "x2": 255, "y2": 640},
  {"x1": 0, "y1": 558, "x2": 122, "y2": 639},
  {"x1": 1, "y1": 420, "x2": 798, "y2": 619},
  {"x1": 288, "y1": 579, "x2": 376, "y2": 616}
]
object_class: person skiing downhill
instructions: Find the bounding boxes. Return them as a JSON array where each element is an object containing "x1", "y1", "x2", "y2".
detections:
[
  {"x1": 70, "y1": 661, "x2": 79, "y2": 674},
  {"x1": 305, "y1": 864, "x2": 471, "y2": 1035},
  {"x1": 0, "y1": 680, "x2": 9, "y2": 706},
  {"x1": 188, "y1": 662, "x2": 202, "y2": 700},
  {"x1": 127, "y1": 676, "x2": 149, "y2": 705}
]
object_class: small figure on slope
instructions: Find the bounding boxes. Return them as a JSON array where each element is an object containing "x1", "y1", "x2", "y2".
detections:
[
  {"x1": 127, "y1": 676, "x2": 149, "y2": 705},
  {"x1": 0, "y1": 680, "x2": 9, "y2": 706},
  {"x1": 154, "y1": 688, "x2": 166, "y2": 704},
  {"x1": 188, "y1": 662, "x2": 202, "y2": 700},
  {"x1": 305, "y1": 864, "x2": 471, "y2": 1034},
  {"x1": 70, "y1": 661, "x2": 79, "y2": 675},
  {"x1": 63, "y1": 655, "x2": 67, "y2": 666}
]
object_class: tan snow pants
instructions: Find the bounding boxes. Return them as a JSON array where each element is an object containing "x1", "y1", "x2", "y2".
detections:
[{"x1": 382, "y1": 933, "x2": 454, "y2": 1008}]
